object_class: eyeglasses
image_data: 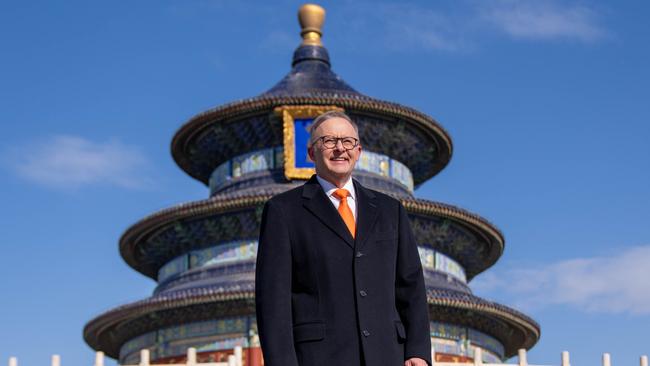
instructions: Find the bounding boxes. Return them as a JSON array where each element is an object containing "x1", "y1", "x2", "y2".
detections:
[{"x1": 312, "y1": 136, "x2": 360, "y2": 150}]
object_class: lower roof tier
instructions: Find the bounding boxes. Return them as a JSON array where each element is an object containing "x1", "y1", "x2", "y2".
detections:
[
  {"x1": 83, "y1": 285, "x2": 539, "y2": 360},
  {"x1": 119, "y1": 189, "x2": 504, "y2": 281}
]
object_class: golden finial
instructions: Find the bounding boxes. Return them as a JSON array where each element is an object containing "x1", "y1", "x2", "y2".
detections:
[{"x1": 298, "y1": 4, "x2": 325, "y2": 46}]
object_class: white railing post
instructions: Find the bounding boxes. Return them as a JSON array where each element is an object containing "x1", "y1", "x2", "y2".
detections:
[
  {"x1": 227, "y1": 354, "x2": 236, "y2": 366},
  {"x1": 518, "y1": 349, "x2": 528, "y2": 366},
  {"x1": 187, "y1": 347, "x2": 197, "y2": 366},
  {"x1": 8, "y1": 357, "x2": 17, "y2": 366},
  {"x1": 603, "y1": 353, "x2": 611, "y2": 366},
  {"x1": 51, "y1": 355, "x2": 60, "y2": 366},
  {"x1": 561, "y1": 351, "x2": 570, "y2": 366},
  {"x1": 139, "y1": 349, "x2": 150, "y2": 366},
  {"x1": 473, "y1": 347, "x2": 483, "y2": 366},
  {"x1": 431, "y1": 346, "x2": 436, "y2": 366},
  {"x1": 95, "y1": 351, "x2": 104, "y2": 366},
  {"x1": 234, "y1": 346, "x2": 243, "y2": 366},
  {"x1": 641, "y1": 355, "x2": 648, "y2": 366}
]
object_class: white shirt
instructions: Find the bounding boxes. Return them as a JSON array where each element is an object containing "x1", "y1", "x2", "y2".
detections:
[{"x1": 316, "y1": 175, "x2": 357, "y2": 222}]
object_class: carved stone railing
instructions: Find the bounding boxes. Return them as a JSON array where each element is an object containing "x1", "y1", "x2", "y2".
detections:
[
  {"x1": 431, "y1": 348, "x2": 649, "y2": 366},
  {"x1": 6, "y1": 347, "x2": 649, "y2": 366},
  {"x1": 8, "y1": 346, "x2": 244, "y2": 366}
]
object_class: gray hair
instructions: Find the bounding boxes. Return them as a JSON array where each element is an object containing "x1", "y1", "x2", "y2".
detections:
[{"x1": 308, "y1": 110, "x2": 359, "y2": 145}]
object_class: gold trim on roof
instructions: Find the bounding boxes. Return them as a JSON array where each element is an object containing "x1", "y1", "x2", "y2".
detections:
[{"x1": 274, "y1": 105, "x2": 344, "y2": 180}]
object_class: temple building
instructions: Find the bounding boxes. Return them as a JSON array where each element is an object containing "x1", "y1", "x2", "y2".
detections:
[{"x1": 84, "y1": 4, "x2": 540, "y2": 365}]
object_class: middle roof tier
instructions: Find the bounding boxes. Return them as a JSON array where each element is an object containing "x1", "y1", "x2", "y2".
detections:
[{"x1": 119, "y1": 188, "x2": 504, "y2": 282}]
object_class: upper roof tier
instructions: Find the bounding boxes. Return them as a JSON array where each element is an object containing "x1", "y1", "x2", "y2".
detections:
[
  {"x1": 171, "y1": 4, "x2": 453, "y2": 187},
  {"x1": 261, "y1": 5, "x2": 361, "y2": 98},
  {"x1": 262, "y1": 44, "x2": 358, "y2": 97}
]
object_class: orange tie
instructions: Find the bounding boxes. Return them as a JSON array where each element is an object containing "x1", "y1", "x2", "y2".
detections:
[{"x1": 333, "y1": 189, "x2": 356, "y2": 238}]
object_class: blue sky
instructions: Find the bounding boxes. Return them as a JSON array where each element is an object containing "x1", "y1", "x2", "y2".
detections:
[{"x1": 1, "y1": 1, "x2": 648, "y2": 365}]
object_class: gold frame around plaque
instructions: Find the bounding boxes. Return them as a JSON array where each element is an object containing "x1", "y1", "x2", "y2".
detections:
[{"x1": 274, "y1": 105, "x2": 344, "y2": 180}]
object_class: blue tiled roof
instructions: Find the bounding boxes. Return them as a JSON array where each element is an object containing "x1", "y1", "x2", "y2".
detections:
[{"x1": 262, "y1": 45, "x2": 362, "y2": 98}]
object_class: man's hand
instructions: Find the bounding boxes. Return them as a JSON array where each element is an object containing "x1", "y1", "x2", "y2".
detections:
[{"x1": 404, "y1": 357, "x2": 428, "y2": 366}]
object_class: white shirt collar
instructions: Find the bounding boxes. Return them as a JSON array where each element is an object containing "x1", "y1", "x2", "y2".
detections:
[{"x1": 316, "y1": 175, "x2": 356, "y2": 201}]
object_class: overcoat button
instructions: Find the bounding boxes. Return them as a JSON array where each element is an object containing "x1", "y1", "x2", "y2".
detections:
[
  {"x1": 359, "y1": 290, "x2": 367, "y2": 297},
  {"x1": 356, "y1": 251, "x2": 364, "y2": 258},
  {"x1": 362, "y1": 330, "x2": 370, "y2": 337}
]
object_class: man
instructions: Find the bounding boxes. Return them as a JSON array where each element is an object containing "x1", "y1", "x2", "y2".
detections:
[{"x1": 255, "y1": 111, "x2": 431, "y2": 366}]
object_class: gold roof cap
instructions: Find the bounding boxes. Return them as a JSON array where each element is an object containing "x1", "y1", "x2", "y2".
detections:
[{"x1": 298, "y1": 4, "x2": 325, "y2": 46}]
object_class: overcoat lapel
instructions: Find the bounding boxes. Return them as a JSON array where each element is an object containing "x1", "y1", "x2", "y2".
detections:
[
  {"x1": 302, "y1": 176, "x2": 355, "y2": 248},
  {"x1": 353, "y1": 179, "x2": 379, "y2": 250}
]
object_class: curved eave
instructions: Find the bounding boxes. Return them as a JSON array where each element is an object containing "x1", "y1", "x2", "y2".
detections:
[
  {"x1": 119, "y1": 193, "x2": 274, "y2": 279},
  {"x1": 84, "y1": 286, "x2": 538, "y2": 360},
  {"x1": 428, "y1": 289, "x2": 540, "y2": 358},
  {"x1": 84, "y1": 287, "x2": 255, "y2": 359},
  {"x1": 120, "y1": 193, "x2": 503, "y2": 281},
  {"x1": 402, "y1": 198, "x2": 505, "y2": 280},
  {"x1": 170, "y1": 94, "x2": 453, "y2": 186}
]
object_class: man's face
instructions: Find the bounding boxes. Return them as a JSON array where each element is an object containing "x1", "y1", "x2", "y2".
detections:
[{"x1": 308, "y1": 117, "x2": 362, "y2": 184}]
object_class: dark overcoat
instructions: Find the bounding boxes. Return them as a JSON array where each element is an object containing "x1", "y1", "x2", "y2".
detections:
[{"x1": 255, "y1": 175, "x2": 431, "y2": 366}]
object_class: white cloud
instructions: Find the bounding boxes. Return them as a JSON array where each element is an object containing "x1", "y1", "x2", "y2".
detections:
[
  {"x1": 337, "y1": 2, "x2": 468, "y2": 52},
  {"x1": 326, "y1": 1, "x2": 608, "y2": 54},
  {"x1": 479, "y1": 0, "x2": 607, "y2": 42},
  {"x1": 473, "y1": 245, "x2": 650, "y2": 315},
  {"x1": 6, "y1": 135, "x2": 151, "y2": 189},
  {"x1": 370, "y1": 4, "x2": 464, "y2": 51}
]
